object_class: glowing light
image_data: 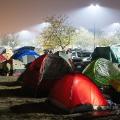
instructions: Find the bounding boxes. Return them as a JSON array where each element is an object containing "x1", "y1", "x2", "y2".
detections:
[
  {"x1": 18, "y1": 30, "x2": 32, "y2": 39},
  {"x1": 17, "y1": 30, "x2": 36, "y2": 45},
  {"x1": 89, "y1": 4, "x2": 100, "y2": 9},
  {"x1": 112, "y1": 23, "x2": 120, "y2": 27},
  {"x1": 30, "y1": 22, "x2": 50, "y2": 34}
]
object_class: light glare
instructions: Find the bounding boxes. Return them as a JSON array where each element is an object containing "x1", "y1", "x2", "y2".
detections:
[{"x1": 89, "y1": 4, "x2": 100, "y2": 9}]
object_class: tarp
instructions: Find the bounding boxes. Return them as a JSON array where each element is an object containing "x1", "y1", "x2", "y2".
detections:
[
  {"x1": 49, "y1": 73, "x2": 108, "y2": 112},
  {"x1": 92, "y1": 45, "x2": 120, "y2": 63},
  {"x1": 83, "y1": 58, "x2": 120, "y2": 87}
]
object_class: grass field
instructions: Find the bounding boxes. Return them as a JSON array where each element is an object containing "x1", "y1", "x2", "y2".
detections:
[{"x1": 0, "y1": 76, "x2": 120, "y2": 120}]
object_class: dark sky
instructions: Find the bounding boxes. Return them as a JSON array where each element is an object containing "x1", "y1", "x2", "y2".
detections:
[{"x1": 1, "y1": 0, "x2": 120, "y2": 34}]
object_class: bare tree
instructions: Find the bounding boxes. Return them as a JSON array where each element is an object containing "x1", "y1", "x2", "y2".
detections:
[
  {"x1": 73, "y1": 27, "x2": 94, "y2": 50},
  {"x1": 113, "y1": 28, "x2": 120, "y2": 43},
  {"x1": 97, "y1": 30, "x2": 120, "y2": 46},
  {"x1": 0, "y1": 34, "x2": 10, "y2": 46},
  {"x1": 0, "y1": 33, "x2": 19, "y2": 49}
]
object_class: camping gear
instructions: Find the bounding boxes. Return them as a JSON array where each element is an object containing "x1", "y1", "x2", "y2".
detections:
[
  {"x1": 42, "y1": 51, "x2": 73, "y2": 81},
  {"x1": 21, "y1": 51, "x2": 74, "y2": 96},
  {"x1": 0, "y1": 55, "x2": 7, "y2": 75},
  {"x1": 21, "y1": 54, "x2": 47, "y2": 95},
  {"x1": 83, "y1": 58, "x2": 120, "y2": 88},
  {"x1": 0, "y1": 54, "x2": 7, "y2": 63},
  {"x1": 0, "y1": 59, "x2": 26, "y2": 76},
  {"x1": 2, "y1": 47, "x2": 13, "y2": 60},
  {"x1": 8, "y1": 59, "x2": 26, "y2": 76},
  {"x1": 14, "y1": 46, "x2": 35, "y2": 54},
  {"x1": 12, "y1": 49, "x2": 40, "y2": 64},
  {"x1": 92, "y1": 45, "x2": 120, "y2": 64},
  {"x1": 49, "y1": 73, "x2": 108, "y2": 113},
  {"x1": 0, "y1": 47, "x2": 6, "y2": 54}
]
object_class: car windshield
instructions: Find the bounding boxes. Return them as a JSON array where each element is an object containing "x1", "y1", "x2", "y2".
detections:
[
  {"x1": 72, "y1": 52, "x2": 76, "y2": 56},
  {"x1": 77, "y1": 52, "x2": 91, "y2": 57}
]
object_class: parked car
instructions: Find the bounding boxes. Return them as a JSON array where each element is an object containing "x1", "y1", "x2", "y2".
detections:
[
  {"x1": 91, "y1": 45, "x2": 120, "y2": 64},
  {"x1": 71, "y1": 50, "x2": 92, "y2": 71}
]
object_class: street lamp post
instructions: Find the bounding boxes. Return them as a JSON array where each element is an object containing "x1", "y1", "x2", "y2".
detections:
[
  {"x1": 93, "y1": 23, "x2": 96, "y2": 49},
  {"x1": 89, "y1": 4, "x2": 99, "y2": 49}
]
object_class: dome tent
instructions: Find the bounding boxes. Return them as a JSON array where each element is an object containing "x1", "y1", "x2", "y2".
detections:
[
  {"x1": 12, "y1": 49, "x2": 40, "y2": 65},
  {"x1": 0, "y1": 54, "x2": 7, "y2": 75},
  {"x1": 8, "y1": 59, "x2": 26, "y2": 76},
  {"x1": 20, "y1": 54, "x2": 47, "y2": 96},
  {"x1": 0, "y1": 54, "x2": 6, "y2": 63},
  {"x1": 83, "y1": 58, "x2": 120, "y2": 91},
  {"x1": 21, "y1": 51, "x2": 73, "y2": 96},
  {"x1": 0, "y1": 58, "x2": 26, "y2": 76},
  {"x1": 2, "y1": 47, "x2": 13, "y2": 60},
  {"x1": 41, "y1": 51, "x2": 73, "y2": 81},
  {"x1": 14, "y1": 46, "x2": 35, "y2": 53},
  {"x1": 49, "y1": 73, "x2": 108, "y2": 113}
]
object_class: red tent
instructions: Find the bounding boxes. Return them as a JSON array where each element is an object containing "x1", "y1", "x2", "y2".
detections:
[
  {"x1": 21, "y1": 52, "x2": 73, "y2": 96},
  {"x1": 0, "y1": 54, "x2": 6, "y2": 63},
  {"x1": 21, "y1": 54, "x2": 47, "y2": 92},
  {"x1": 49, "y1": 73, "x2": 108, "y2": 112}
]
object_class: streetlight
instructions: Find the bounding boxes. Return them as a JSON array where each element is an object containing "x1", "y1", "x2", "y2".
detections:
[
  {"x1": 89, "y1": 4, "x2": 100, "y2": 49},
  {"x1": 89, "y1": 4, "x2": 100, "y2": 10}
]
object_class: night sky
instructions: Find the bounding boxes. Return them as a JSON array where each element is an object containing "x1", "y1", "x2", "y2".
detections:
[{"x1": 1, "y1": 0, "x2": 120, "y2": 34}]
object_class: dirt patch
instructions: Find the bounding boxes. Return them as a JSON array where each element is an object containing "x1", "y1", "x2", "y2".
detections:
[{"x1": 0, "y1": 76, "x2": 120, "y2": 120}]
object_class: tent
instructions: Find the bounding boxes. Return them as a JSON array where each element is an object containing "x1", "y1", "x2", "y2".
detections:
[
  {"x1": 21, "y1": 54, "x2": 47, "y2": 95},
  {"x1": 49, "y1": 73, "x2": 108, "y2": 113},
  {"x1": 0, "y1": 47, "x2": 6, "y2": 54},
  {"x1": 12, "y1": 49, "x2": 40, "y2": 64},
  {"x1": 0, "y1": 54, "x2": 7, "y2": 75},
  {"x1": 83, "y1": 58, "x2": 120, "y2": 90},
  {"x1": 0, "y1": 54, "x2": 7, "y2": 63},
  {"x1": 0, "y1": 59, "x2": 26, "y2": 76},
  {"x1": 21, "y1": 52, "x2": 73, "y2": 96},
  {"x1": 2, "y1": 47, "x2": 13, "y2": 60},
  {"x1": 42, "y1": 51, "x2": 73, "y2": 81},
  {"x1": 92, "y1": 45, "x2": 120, "y2": 63},
  {"x1": 14, "y1": 46, "x2": 35, "y2": 54},
  {"x1": 7, "y1": 59, "x2": 26, "y2": 76}
]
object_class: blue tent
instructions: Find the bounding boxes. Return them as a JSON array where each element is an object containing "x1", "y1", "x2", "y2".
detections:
[
  {"x1": 14, "y1": 46, "x2": 35, "y2": 54},
  {"x1": 12, "y1": 50, "x2": 40, "y2": 64}
]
